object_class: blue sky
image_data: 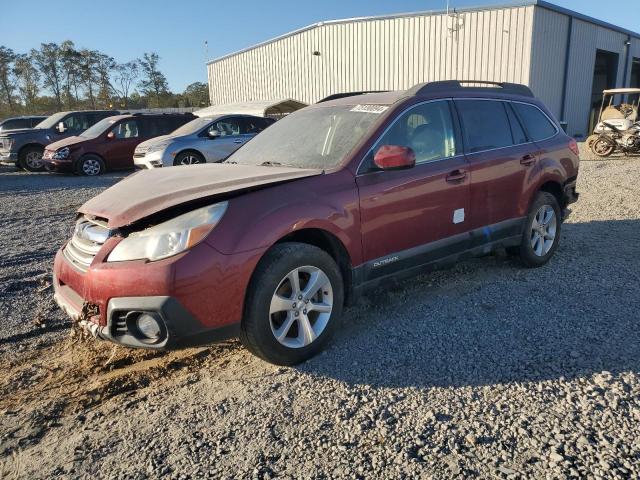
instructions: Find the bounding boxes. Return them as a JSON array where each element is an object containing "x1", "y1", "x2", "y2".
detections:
[{"x1": 1, "y1": 0, "x2": 638, "y2": 92}]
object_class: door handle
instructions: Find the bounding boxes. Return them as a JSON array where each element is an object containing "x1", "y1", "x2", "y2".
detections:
[
  {"x1": 233, "y1": 139, "x2": 244, "y2": 144},
  {"x1": 446, "y1": 169, "x2": 467, "y2": 183},
  {"x1": 520, "y1": 154, "x2": 536, "y2": 166}
]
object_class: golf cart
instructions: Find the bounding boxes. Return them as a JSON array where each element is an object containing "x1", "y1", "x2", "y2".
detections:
[{"x1": 587, "y1": 88, "x2": 640, "y2": 149}]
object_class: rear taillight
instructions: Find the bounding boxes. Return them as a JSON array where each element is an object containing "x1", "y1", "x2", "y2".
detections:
[{"x1": 568, "y1": 138, "x2": 579, "y2": 157}]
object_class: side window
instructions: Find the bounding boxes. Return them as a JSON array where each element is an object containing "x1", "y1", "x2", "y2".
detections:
[
  {"x1": 375, "y1": 100, "x2": 457, "y2": 164},
  {"x1": 242, "y1": 117, "x2": 268, "y2": 134},
  {"x1": 111, "y1": 119, "x2": 140, "y2": 139},
  {"x1": 505, "y1": 103, "x2": 528, "y2": 144},
  {"x1": 141, "y1": 117, "x2": 167, "y2": 138},
  {"x1": 512, "y1": 103, "x2": 557, "y2": 141},
  {"x1": 2, "y1": 119, "x2": 26, "y2": 130},
  {"x1": 63, "y1": 113, "x2": 90, "y2": 132},
  {"x1": 455, "y1": 100, "x2": 514, "y2": 153},
  {"x1": 208, "y1": 118, "x2": 242, "y2": 136}
]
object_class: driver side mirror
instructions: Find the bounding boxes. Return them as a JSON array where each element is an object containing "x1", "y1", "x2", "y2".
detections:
[
  {"x1": 207, "y1": 129, "x2": 221, "y2": 139},
  {"x1": 106, "y1": 131, "x2": 115, "y2": 140},
  {"x1": 373, "y1": 145, "x2": 416, "y2": 170},
  {"x1": 56, "y1": 121, "x2": 66, "y2": 134}
]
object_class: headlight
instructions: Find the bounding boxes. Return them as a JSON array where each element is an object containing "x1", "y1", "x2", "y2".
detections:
[
  {"x1": 147, "y1": 142, "x2": 170, "y2": 153},
  {"x1": 2, "y1": 138, "x2": 13, "y2": 149},
  {"x1": 107, "y1": 202, "x2": 228, "y2": 262},
  {"x1": 53, "y1": 147, "x2": 70, "y2": 159}
]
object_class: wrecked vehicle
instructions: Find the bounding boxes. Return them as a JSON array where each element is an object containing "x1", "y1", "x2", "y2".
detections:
[{"x1": 53, "y1": 80, "x2": 580, "y2": 365}]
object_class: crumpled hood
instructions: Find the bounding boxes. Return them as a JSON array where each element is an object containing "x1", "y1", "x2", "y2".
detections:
[
  {"x1": 46, "y1": 135, "x2": 84, "y2": 151},
  {"x1": 80, "y1": 163, "x2": 323, "y2": 228}
]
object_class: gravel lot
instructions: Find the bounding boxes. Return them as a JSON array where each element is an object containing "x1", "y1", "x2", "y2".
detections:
[{"x1": 1, "y1": 152, "x2": 639, "y2": 479}]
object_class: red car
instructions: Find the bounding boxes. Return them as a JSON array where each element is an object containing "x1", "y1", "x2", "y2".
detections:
[
  {"x1": 42, "y1": 113, "x2": 194, "y2": 175},
  {"x1": 53, "y1": 81, "x2": 580, "y2": 365}
]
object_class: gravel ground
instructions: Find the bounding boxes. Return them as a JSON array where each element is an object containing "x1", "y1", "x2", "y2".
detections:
[{"x1": 1, "y1": 152, "x2": 639, "y2": 479}]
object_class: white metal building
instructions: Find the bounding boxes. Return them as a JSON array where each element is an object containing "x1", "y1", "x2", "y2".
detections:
[{"x1": 207, "y1": 0, "x2": 640, "y2": 138}]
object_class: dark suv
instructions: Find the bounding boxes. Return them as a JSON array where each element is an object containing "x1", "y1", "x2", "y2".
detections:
[
  {"x1": 42, "y1": 113, "x2": 195, "y2": 175},
  {"x1": 53, "y1": 81, "x2": 579, "y2": 365},
  {"x1": 0, "y1": 110, "x2": 118, "y2": 171}
]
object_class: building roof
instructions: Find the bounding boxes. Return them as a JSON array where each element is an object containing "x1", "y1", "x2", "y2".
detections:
[{"x1": 207, "y1": 0, "x2": 640, "y2": 65}]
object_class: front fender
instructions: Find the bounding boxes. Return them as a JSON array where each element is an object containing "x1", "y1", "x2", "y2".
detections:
[{"x1": 206, "y1": 170, "x2": 363, "y2": 265}]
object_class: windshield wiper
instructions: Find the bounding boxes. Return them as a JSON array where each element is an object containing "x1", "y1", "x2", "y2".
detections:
[{"x1": 259, "y1": 161, "x2": 282, "y2": 167}]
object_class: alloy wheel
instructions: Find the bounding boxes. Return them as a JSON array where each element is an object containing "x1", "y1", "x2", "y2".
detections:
[
  {"x1": 269, "y1": 266, "x2": 333, "y2": 349},
  {"x1": 82, "y1": 159, "x2": 101, "y2": 176},
  {"x1": 180, "y1": 155, "x2": 202, "y2": 165},
  {"x1": 25, "y1": 151, "x2": 43, "y2": 169},
  {"x1": 530, "y1": 205, "x2": 557, "y2": 257}
]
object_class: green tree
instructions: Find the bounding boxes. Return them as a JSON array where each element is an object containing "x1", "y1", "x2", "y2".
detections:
[
  {"x1": 183, "y1": 81, "x2": 209, "y2": 107},
  {"x1": 113, "y1": 60, "x2": 139, "y2": 108},
  {"x1": 31, "y1": 43, "x2": 64, "y2": 110},
  {"x1": 138, "y1": 52, "x2": 169, "y2": 107},
  {"x1": 0, "y1": 46, "x2": 17, "y2": 113},
  {"x1": 13, "y1": 54, "x2": 40, "y2": 109}
]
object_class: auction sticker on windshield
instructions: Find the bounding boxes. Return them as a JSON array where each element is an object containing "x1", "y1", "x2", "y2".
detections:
[{"x1": 350, "y1": 105, "x2": 389, "y2": 114}]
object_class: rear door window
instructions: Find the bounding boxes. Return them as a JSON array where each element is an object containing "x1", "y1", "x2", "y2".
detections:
[
  {"x1": 455, "y1": 100, "x2": 514, "y2": 153},
  {"x1": 512, "y1": 103, "x2": 558, "y2": 141},
  {"x1": 1, "y1": 119, "x2": 29, "y2": 130},
  {"x1": 242, "y1": 117, "x2": 270, "y2": 134}
]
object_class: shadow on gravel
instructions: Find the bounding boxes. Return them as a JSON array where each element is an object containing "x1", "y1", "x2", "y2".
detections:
[
  {"x1": 0, "y1": 165, "x2": 130, "y2": 193},
  {"x1": 301, "y1": 219, "x2": 640, "y2": 389}
]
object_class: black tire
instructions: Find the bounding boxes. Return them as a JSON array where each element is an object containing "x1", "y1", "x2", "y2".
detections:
[
  {"x1": 173, "y1": 151, "x2": 205, "y2": 166},
  {"x1": 18, "y1": 145, "x2": 44, "y2": 172},
  {"x1": 240, "y1": 242, "x2": 344, "y2": 365},
  {"x1": 75, "y1": 155, "x2": 105, "y2": 176},
  {"x1": 512, "y1": 192, "x2": 562, "y2": 268}
]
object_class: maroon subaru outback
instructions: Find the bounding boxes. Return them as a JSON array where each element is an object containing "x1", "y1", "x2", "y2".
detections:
[{"x1": 53, "y1": 81, "x2": 579, "y2": 365}]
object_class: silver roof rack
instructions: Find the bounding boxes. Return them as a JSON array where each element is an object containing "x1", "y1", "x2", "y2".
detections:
[{"x1": 407, "y1": 80, "x2": 535, "y2": 98}]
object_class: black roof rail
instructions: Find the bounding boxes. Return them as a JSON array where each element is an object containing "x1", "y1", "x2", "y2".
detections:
[
  {"x1": 407, "y1": 80, "x2": 535, "y2": 98},
  {"x1": 317, "y1": 90, "x2": 389, "y2": 103}
]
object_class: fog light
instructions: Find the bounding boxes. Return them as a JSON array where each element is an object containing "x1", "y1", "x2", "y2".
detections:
[{"x1": 136, "y1": 313, "x2": 162, "y2": 341}]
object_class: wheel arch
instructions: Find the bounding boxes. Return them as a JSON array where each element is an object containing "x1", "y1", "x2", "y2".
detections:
[{"x1": 18, "y1": 142, "x2": 45, "y2": 158}]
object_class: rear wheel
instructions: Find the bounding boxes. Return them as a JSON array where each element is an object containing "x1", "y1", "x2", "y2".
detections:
[
  {"x1": 240, "y1": 242, "x2": 344, "y2": 365},
  {"x1": 19, "y1": 146, "x2": 44, "y2": 172},
  {"x1": 76, "y1": 155, "x2": 105, "y2": 176},
  {"x1": 513, "y1": 192, "x2": 562, "y2": 268},
  {"x1": 591, "y1": 137, "x2": 615, "y2": 157},
  {"x1": 174, "y1": 151, "x2": 205, "y2": 166}
]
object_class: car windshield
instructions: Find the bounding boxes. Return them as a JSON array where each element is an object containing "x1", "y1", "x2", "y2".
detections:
[
  {"x1": 171, "y1": 117, "x2": 214, "y2": 136},
  {"x1": 35, "y1": 112, "x2": 68, "y2": 129},
  {"x1": 226, "y1": 105, "x2": 383, "y2": 169},
  {"x1": 80, "y1": 118, "x2": 118, "y2": 138}
]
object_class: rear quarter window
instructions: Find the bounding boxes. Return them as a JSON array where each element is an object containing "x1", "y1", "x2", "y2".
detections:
[{"x1": 512, "y1": 103, "x2": 557, "y2": 141}]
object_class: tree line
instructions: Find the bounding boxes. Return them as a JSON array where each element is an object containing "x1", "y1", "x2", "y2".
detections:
[{"x1": 0, "y1": 41, "x2": 209, "y2": 118}]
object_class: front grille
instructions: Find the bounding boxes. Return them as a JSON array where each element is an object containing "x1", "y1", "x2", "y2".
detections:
[{"x1": 63, "y1": 217, "x2": 112, "y2": 272}]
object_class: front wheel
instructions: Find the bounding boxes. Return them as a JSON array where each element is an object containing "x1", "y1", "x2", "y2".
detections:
[
  {"x1": 76, "y1": 155, "x2": 105, "y2": 176},
  {"x1": 240, "y1": 242, "x2": 344, "y2": 365},
  {"x1": 513, "y1": 192, "x2": 562, "y2": 268},
  {"x1": 19, "y1": 146, "x2": 44, "y2": 172},
  {"x1": 174, "y1": 151, "x2": 205, "y2": 166}
]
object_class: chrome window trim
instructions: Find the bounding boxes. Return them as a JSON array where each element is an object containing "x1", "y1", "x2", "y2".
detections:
[{"x1": 356, "y1": 98, "x2": 458, "y2": 175}]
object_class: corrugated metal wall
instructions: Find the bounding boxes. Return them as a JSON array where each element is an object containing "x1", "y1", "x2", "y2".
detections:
[
  {"x1": 208, "y1": 6, "x2": 535, "y2": 106},
  {"x1": 530, "y1": 6, "x2": 638, "y2": 137}
]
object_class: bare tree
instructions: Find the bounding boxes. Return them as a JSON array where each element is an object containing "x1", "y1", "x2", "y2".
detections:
[
  {"x1": 13, "y1": 54, "x2": 40, "y2": 109},
  {"x1": 0, "y1": 46, "x2": 17, "y2": 112},
  {"x1": 113, "y1": 61, "x2": 139, "y2": 108},
  {"x1": 31, "y1": 43, "x2": 64, "y2": 110},
  {"x1": 95, "y1": 53, "x2": 115, "y2": 107},
  {"x1": 60, "y1": 40, "x2": 81, "y2": 107}
]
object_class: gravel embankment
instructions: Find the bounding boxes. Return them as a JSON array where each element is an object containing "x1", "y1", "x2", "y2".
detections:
[{"x1": 1, "y1": 157, "x2": 639, "y2": 479}]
